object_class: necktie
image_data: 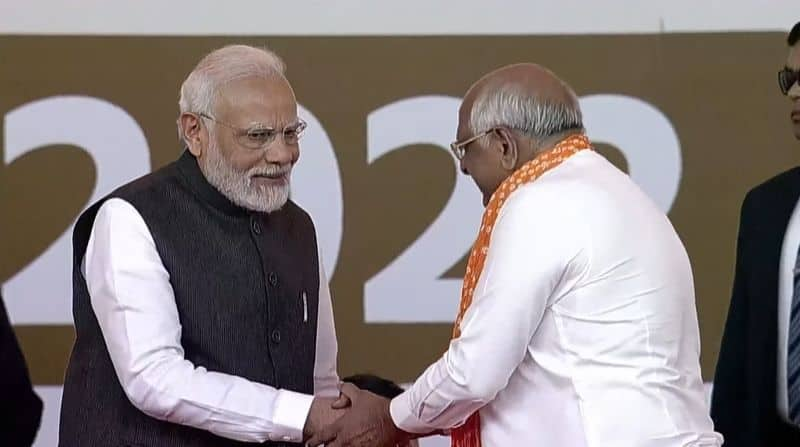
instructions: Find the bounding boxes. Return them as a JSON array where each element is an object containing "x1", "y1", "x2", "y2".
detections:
[{"x1": 787, "y1": 246, "x2": 800, "y2": 424}]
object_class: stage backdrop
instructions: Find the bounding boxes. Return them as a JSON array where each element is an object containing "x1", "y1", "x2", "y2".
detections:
[{"x1": 1, "y1": 2, "x2": 799, "y2": 445}]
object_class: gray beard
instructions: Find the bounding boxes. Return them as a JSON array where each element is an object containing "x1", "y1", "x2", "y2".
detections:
[{"x1": 199, "y1": 142, "x2": 291, "y2": 213}]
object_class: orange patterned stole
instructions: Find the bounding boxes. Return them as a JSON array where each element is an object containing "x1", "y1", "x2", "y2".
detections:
[{"x1": 449, "y1": 134, "x2": 592, "y2": 447}]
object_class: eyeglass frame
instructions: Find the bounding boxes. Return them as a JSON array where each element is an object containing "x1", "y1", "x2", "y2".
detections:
[
  {"x1": 449, "y1": 128, "x2": 498, "y2": 160},
  {"x1": 778, "y1": 67, "x2": 800, "y2": 96},
  {"x1": 195, "y1": 112, "x2": 308, "y2": 150}
]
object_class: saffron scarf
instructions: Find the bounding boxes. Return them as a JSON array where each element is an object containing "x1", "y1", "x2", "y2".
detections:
[{"x1": 450, "y1": 133, "x2": 592, "y2": 447}]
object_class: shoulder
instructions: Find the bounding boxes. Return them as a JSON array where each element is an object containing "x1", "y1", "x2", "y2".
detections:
[
  {"x1": 493, "y1": 178, "x2": 582, "y2": 243},
  {"x1": 279, "y1": 200, "x2": 320, "y2": 245},
  {"x1": 282, "y1": 200, "x2": 314, "y2": 227},
  {"x1": 741, "y1": 166, "x2": 800, "y2": 218},
  {"x1": 744, "y1": 166, "x2": 800, "y2": 203},
  {"x1": 498, "y1": 154, "x2": 597, "y2": 224},
  {"x1": 72, "y1": 164, "x2": 175, "y2": 251},
  {"x1": 77, "y1": 159, "x2": 177, "y2": 226},
  {"x1": 94, "y1": 198, "x2": 146, "y2": 226},
  {"x1": 112, "y1": 160, "x2": 180, "y2": 201}
]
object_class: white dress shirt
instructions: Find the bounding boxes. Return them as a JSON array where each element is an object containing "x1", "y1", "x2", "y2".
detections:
[
  {"x1": 778, "y1": 197, "x2": 800, "y2": 422},
  {"x1": 82, "y1": 197, "x2": 340, "y2": 444},
  {"x1": 390, "y1": 150, "x2": 723, "y2": 447}
]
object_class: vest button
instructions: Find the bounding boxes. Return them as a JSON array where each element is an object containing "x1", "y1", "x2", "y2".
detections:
[
  {"x1": 251, "y1": 219, "x2": 262, "y2": 235},
  {"x1": 268, "y1": 272, "x2": 278, "y2": 286},
  {"x1": 271, "y1": 329, "x2": 281, "y2": 343}
]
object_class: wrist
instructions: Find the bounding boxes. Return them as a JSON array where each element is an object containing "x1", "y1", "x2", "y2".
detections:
[
  {"x1": 272, "y1": 390, "x2": 314, "y2": 443},
  {"x1": 302, "y1": 397, "x2": 318, "y2": 439},
  {"x1": 383, "y1": 399, "x2": 409, "y2": 443}
]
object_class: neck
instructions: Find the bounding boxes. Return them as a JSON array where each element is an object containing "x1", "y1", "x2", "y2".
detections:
[
  {"x1": 536, "y1": 129, "x2": 585, "y2": 154},
  {"x1": 516, "y1": 129, "x2": 585, "y2": 168}
]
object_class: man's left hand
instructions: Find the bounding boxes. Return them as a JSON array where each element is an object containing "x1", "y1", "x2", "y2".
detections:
[{"x1": 307, "y1": 383, "x2": 409, "y2": 447}]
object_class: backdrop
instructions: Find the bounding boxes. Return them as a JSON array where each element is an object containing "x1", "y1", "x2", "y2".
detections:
[{"x1": 1, "y1": 2, "x2": 798, "y2": 445}]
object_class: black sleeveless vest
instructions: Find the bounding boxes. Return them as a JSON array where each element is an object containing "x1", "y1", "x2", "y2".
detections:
[{"x1": 59, "y1": 151, "x2": 320, "y2": 446}]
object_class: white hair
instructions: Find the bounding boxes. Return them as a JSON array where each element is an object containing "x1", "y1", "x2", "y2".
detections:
[
  {"x1": 177, "y1": 44, "x2": 286, "y2": 142},
  {"x1": 469, "y1": 82, "x2": 583, "y2": 147},
  {"x1": 177, "y1": 45, "x2": 292, "y2": 212}
]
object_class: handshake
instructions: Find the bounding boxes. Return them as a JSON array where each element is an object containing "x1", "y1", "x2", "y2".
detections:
[{"x1": 302, "y1": 374, "x2": 423, "y2": 447}]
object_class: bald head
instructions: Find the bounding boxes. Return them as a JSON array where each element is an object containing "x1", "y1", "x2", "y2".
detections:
[
  {"x1": 453, "y1": 63, "x2": 585, "y2": 206},
  {"x1": 465, "y1": 63, "x2": 577, "y2": 108},
  {"x1": 460, "y1": 63, "x2": 583, "y2": 150}
]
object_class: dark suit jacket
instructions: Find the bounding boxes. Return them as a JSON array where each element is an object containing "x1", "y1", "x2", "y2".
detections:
[
  {"x1": 711, "y1": 167, "x2": 800, "y2": 446},
  {"x1": 0, "y1": 293, "x2": 43, "y2": 446}
]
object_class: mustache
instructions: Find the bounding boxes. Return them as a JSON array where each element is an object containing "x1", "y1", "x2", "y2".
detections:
[{"x1": 248, "y1": 164, "x2": 291, "y2": 177}]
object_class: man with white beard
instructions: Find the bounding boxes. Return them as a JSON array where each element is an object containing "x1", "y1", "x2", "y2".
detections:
[{"x1": 59, "y1": 45, "x2": 343, "y2": 447}]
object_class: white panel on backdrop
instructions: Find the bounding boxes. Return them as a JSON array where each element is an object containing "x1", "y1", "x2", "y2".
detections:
[
  {"x1": 292, "y1": 105, "x2": 344, "y2": 279},
  {"x1": 364, "y1": 96, "x2": 484, "y2": 323},
  {"x1": 32, "y1": 386, "x2": 62, "y2": 447},
  {"x1": 2, "y1": 96, "x2": 151, "y2": 325},
  {"x1": 0, "y1": 0, "x2": 795, "y2": 36},
  {"x1": 420, "y1": 435, "x2": 451, "y2": 447}
]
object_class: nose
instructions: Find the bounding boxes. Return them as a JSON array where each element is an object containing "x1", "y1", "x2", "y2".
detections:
[
  {"x1": 459, "y1": 158, "x2": 468, "y2": 175},
  {"x1": 265, "y1": 140, "x2": 298, "y2": 166},
  {"x1": 790, "y1": 80, "x2": 800, "y2": 100}
]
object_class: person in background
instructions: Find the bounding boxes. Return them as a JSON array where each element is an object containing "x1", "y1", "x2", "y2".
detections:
[
  {"x1": 0, "y1": 293, "x2": 42, "y2": 447},
  {"x1": 711, "y1": 20, "x2": 800, "y2": 446}
]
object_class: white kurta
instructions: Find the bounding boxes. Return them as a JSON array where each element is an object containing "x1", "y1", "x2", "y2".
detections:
[
  {"x1": 82, "y1": 198, "x2": 340, "y2": 443},
  {"x1": 391, "y1": 150, "x2": 722, "y2": 447}
]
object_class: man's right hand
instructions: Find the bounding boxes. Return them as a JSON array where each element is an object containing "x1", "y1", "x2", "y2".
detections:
[{"x1": 303, "y1": 397, "x2": 348, "y2": 441}]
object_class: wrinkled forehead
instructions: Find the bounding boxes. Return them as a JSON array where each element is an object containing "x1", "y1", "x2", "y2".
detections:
[
  {"x1": 456, "y1": 92, "x2": 479, "y2": 140},
  {"x1": 216, "y1": 76, "x2": 298, "y2": 126},
  {"x1": 456, "y1": 105, "x2": 471, "y2": 140}
]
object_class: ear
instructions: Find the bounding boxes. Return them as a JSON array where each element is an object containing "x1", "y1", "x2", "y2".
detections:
[
  {"x1": 179, "y1": 113, "x2": 206, "y2": 157},
  {"x1": 494, "y1": 127, "x2": 518, "y2": 171}
]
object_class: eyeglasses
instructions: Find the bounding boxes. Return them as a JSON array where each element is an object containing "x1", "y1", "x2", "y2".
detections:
[
  {"x1": 778, "y1": 68, "x2": 800, "y2": 95},
  {"x1": 197, "y1": 112, "x2": 307, "y2": 150},
  {"x1": 449, "y1": 128, "x2": 496, "y2": 160}
]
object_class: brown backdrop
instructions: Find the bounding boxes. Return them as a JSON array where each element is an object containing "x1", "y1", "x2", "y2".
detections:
[{"x1": 1, "y1": 33, "x2": 797, "y2": 386}]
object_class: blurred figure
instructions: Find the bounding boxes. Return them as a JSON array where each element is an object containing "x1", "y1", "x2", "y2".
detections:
[
  {"x1": 712, "y1": 20, "x2": 800, "y2": 446},
  {"x1": 0, "y1": 293, "x2": 42, "y2": 447}
]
